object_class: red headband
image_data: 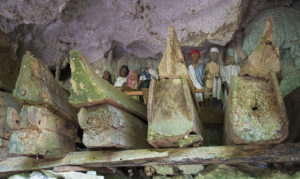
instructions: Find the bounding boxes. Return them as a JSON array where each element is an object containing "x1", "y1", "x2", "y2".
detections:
[{"x1": 189, "y1": 50, "x2": 201, "y2": 57}]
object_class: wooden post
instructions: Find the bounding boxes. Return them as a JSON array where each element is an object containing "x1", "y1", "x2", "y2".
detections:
[
  {"x1": 7, "y1": 106, "x2": 77, "y2": 159},
  {"x1": 13, "y1": 51, "x2": 78, "y2": 122},
  {"x1": 68, "y1": 50, "x2": 147, "y2": 121},
  {"x1": 78, "y1": 104, "x2": 149, "y2": 149}
]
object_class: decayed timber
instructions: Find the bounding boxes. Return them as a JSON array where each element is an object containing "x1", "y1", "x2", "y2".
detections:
[
  {"x1": 13, "y1": 51, "x2": 78, "y2": 122},
  {"x1": 239, "y1": 16, "x2": 281, "y2": 79},
  {"x1": 148, "y1": 77, "x2": 203, "y2": 148},
  {"x1": 224, "y1": 73, "x2": 288, "y2": 145},
  {"x1": 158, "y1": 27, "x2": 189, "y2": 79},
  {"x1": 1, "y1": 143, "x2": 300, "y2": 173},
  {"x1": 7, "y1": 106, "x2": 77, "y2": 158},
  {"x1": 148, "y1": 27, "x2": 203, "y2": 148},
  {"x1": 0, "y1": 92, "x2": 22, "y2": 141},
  {"x1": 68, "y1": 50, "x2": 147, "y2": 120},
  {"x1": 78, "y1": 104, "x2": 149, "y2": 149},
  {"x1": 0, "y1": 32, "x2": 20, "y2": 92}
]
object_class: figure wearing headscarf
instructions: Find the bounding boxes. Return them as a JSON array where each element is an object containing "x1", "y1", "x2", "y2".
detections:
[
  {"x1": 138, "y1": 67, "x2": 158, "y2": 88},
  {"x1": 220, "y1": 56, "x2": 241, "y2": 110},
  {"x1": 114, "y1": 65, "x2": 129, "y2": 89},
  {"x1": 127, "y1": 70, "x2": 138, "y2": 90},
  {"x1": 188, "y1": 50, "x2": 205, "y2": 102}
]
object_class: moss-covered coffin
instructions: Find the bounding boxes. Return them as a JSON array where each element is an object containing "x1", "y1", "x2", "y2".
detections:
[
  {"x1": 0, "y1": 92, "x2": 21, "y2": 161},
  {"x1": 7, "y1": 106, "x2": 77, "y2": 159},
  {"x1": 69, "y1": 50, "x2": 147, "y2": 121},
  {"x1": 13, "y1": 51, "x2": 78, "y2": 122},
  {"x1": 78, "y1": 104, "x2": 149, "y2": 149},
  {"x1": 223, "y1": 72, "x2": 288, "y2": 144},
  {"x1": 0, "y1": 92, "x2": 21, "y2": 143},
  {"x1": 147, "y1": 77, "x2": 204, "y2": 148}
]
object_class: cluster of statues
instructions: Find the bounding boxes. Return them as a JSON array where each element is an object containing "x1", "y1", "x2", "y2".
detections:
[
  {"x1": 102, "y1": 47, "x2": 241, "y2": 110},
  {"x1": 188, "y1": 47, "x2": 240, "y2": 110},
  {"x1": 102, "y1": 66, "x2": 158, "y2": 91}
]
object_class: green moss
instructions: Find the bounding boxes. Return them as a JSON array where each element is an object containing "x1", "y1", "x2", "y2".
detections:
[{"x1": 178, "y1": 135, "x2": 200, "y2": 147}]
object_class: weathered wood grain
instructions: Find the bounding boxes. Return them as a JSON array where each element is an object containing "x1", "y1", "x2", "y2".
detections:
[
  {"x1": 68, "y1": 50, "x2": 147, "y2": 121},
  {"x1": 223, "y1": 74, "x2": 288, "y2": 145},
  {"x1": 78, "y1": 105, "x2": 149, "y2": 149},
  {"x1": 13, "y1": 51, "x2": 78, "y2": 122},
  {"x1": 147, "y1": 77, "x2": 203, "y2": 148},
  {"x1": 8, "y1": 106, "x2": 77, "y2": 159},
  {"x1": 1, "y1": 143, "x2": 300, "y2": 173},
  {"x1": 0, "y1": 92, "x2": 22, "y2": 140}
]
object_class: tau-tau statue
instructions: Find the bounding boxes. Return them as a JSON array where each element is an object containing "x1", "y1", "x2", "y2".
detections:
[
  {"x1": 224, "y1": 16, "x2": 288, "y2": 145},
  {"x1": 188, "y1": 50, "x2": 205, "y2": 102},
  {"x1": 103, "y1": 71, "x2": 113, "y2": 84},
  {"x1": 127, "y1": 70, "x2": 139, "y2": 90},
  {"x1": 147, "y1": 27, "x2": 203, "y2": 148},
  {"x1": 205, "y1": 47, "x2": 221, "y2": 99},
  {"x1": 220, "y1": 56, "x2": 240, "y2": 110},
  {"x1": 114, "y1": 65, "x2": 129, "y2": 90},
  {"x1": 139, "y1": 67, "x2": 158, "y2": 88}
]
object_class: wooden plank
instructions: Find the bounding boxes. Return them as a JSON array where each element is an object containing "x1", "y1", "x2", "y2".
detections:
[
  {"x1": 124, "y1": 91, "x2": 143, "y2": 96},
  {"x1": 223, "y1": 75, "x2": 288, "y2": 145},
  {"x1": 7, "y1": 106, "x2": 77, "y2": 159},
  {"x1": 1, "y1": 143, "x2": 300, "y2": 173},
  {"x1": 0, "y1": 92, "x2": 22, "y2": 140},
  {"x1": 78, "y1": 105, "x2": 149, "y2": 149},
  {"x1": 13, "y1": 51, "x2": 78, "y2": 122},
  {"x1": 147, "y1": 77, "x2": 203, "y2": 148},
  {"x1": 68, "y1": 50, "x2": 147, "y2": 121}
]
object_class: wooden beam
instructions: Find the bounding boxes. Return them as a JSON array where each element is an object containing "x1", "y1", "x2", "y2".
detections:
[
  {"x1": 125, "y1": 89, "x2": 206, "y2": 96},
  {"x1": 1, "y1": 143, "x2": 299, "y2": 173}
]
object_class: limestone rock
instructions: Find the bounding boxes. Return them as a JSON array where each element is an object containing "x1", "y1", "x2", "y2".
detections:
[
  {"x1": 177, "y1": 165, "x2": 204, "y2": 175},
  {"x1": 194, "y1": 165, "x2": 252, "y2": 179},
  {"x1": 239, "y1": 16, "x2": 281, "y2": 79},
  {"x1": 153, "y1": 165, "x2": 175, "y2": 176},
  {"x1": 4, "y1": 0, "x2": 250, "y2": 66}
]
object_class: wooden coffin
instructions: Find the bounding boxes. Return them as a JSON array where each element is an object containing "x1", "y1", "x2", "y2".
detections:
[
  {"x1": 0, "y1": 92, "x2": 22, "y2": 142},
  {"x1": 0, "y1": 92, "x2": 21, "y2": 161},
  {"x1": 68, "y1": 50, "x2": 147, "y2": 121},
  {"x1": 147, "y1": 77, "x2": 203, "y2": 148},
  {"x1": 78, "y1": 104, "x2": 149, "y2": 149},
  {"x1": 223, "y1": 72, "x2": 288, "y2": 144},
  {"x1": 13, "y1": 51, "x2": 78, "y2": 122},
  {"x1": 7, "y1": 106, "x2": 77, "y2": 158}
]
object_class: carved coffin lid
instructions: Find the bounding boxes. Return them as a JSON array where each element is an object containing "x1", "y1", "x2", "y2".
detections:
[
  {"x1": 239, "y1": 16, "x2": 281, "y2": 79},
  {"x1": 158, "y1": 27, "x2": 189, "y2": 79}
]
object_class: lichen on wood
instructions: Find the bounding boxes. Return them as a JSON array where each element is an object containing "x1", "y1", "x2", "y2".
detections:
[
  {"x1": 68, "y1": 50, "x2": 147, "y2": 120},
  {"x1": 78, "y1": 105, "x2": 149, "y2": 149},
  {"x1": 224, "y1": 73, "x2": 288, "y2": 144},
  {"x1": 13, "y1": 51, "x2": 78, "y2": 122},
  {"x1": 7, "y1": 106, "x2": 77, "y2": 159}
]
